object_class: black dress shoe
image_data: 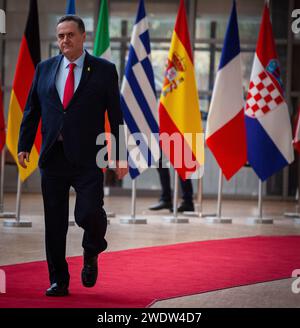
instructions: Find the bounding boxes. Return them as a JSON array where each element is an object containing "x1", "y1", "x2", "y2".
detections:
[
  {"x1": 148, "y1": 200, "x2": 173, "y2": 211},
  {"x1": 177, "y1": 202, "x2": 194, "y2": 213},
  {"x1": 45, "y1": 283, "x2": 69, "y2": 297},
  {"x1": 81, "y1": 251, "x2": 98, "y2": 288}
]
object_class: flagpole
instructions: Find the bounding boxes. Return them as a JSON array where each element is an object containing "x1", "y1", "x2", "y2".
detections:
[
  {"x1": 247, "y1": 179, "x2": 273, "y2": 224},
  {"x1": 183, "y1": 175, "x2": 217, "y2": 218},
  {"x1": 163, "y1": 170, "x2": 189, "y2": 224},
  {"x1": 0, "y1": 148, "x2": 4, "y2": 213},
  {"x1": 3, "y1": 174, "x2": 32, "y2": 227},
  {"x1": 131, "y1": 178, "x2": 136, "y2": 220},
  {"x1": 0, "y1": 147, "x2": 15, "y2": 218},
  {"x1": 15, "y1": 174, "x2": 22, "y2": 221},
  {"x1": 205, "y1": 169, "x2": 232, "y2": 224},
  {"x1": 217, "y1": 169, "x2": 223, "y2": 218},
  {"x1": 120, "y1": 178, "x2": 147, "y2": 224},
  {"x1": 297, "y1": 155, "x2": 300, "y2": 223},
  {"x1": 197, "y1": 177, "x2": 203, "y2": 215},
  {"x1": 258, "y1": 179, "x2": 272, "y2": 223},
  {"x1": 104, "y1": 179, "x2": 115, "y2": 219},
  {"x1": 257, "y1": 179, "x2": 274, "y2": 223},
  {"x1": 283, "y1": 0, "x2": 299, "y2": 220},
  {"x1": 285, "y1": 153, "x2": 300, "y2": 221},
  {"x1": 94, "y1": 0, "x2": 115, "y2": 220},
  {"x1": 173, "y1": 171, "x2": 179, "y2": 219},
  {"x1": 258, "y1": 179, "x2": 264, "y2": 217},
  {"x1": 100, "y1": 186, "x2": 112, "y2": 224}
]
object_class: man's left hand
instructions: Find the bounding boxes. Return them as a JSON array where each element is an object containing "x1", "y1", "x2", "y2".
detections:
[{"x1": 115, "y1": 161, "x2": 129, "y2": 179}]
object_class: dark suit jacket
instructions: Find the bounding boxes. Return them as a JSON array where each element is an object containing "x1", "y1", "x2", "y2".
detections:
[{"x1": 18, "y1": 50, "x2": 124, "y2": 169}]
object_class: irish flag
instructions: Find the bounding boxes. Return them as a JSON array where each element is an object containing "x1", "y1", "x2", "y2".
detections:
[
  {"x1": 93, "y1": 0, "x2": 111, "y2": 155},
  {"x1": 158, "y1": 0, "x2": 204, "y2": 180},
  {"x1": 6, "y1": 0, "x2": 41, "y2": 182},
  {"x1": 93, "y1": 0, "x2": 111, "y2": 61}
]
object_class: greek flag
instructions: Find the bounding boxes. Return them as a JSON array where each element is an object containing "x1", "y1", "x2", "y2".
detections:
[{"x1": 120, "y1": 0, "x2": 160, "y2": 179}]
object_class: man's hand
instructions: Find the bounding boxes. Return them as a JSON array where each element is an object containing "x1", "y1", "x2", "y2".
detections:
[
  {"x1": 18, "y1": 152, "x2": 30, "y2": 169},
  {"x1": 115, "y1": 160, "x2": 129, "y2": 179}
]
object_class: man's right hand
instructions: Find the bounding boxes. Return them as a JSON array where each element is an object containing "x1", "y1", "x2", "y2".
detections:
[{"x1": 18, "y1": 152, "x2": 30, "y2": 169}]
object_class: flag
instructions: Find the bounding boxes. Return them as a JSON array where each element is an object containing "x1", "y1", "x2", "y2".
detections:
[
  {"x1": 293, "y1": 105, "x2": 300, "y2": 153},
  {"x1": 93, "y1": 0, "x2": 112, "y2": 159},
  {"x1": 120, "y1": 0, "x2": 160, "y2": 179},
  {"x1": 65, "y1": 0, "x2": 76, "y2": 15},
  {"x1": 206, "y1": 1, "x2": 246, "y2": 180},
  {"x1": 6, "y1": 0, "x2": 41, "y2": 181},
  {"x1": 244, "y1": 4, "x2": 294, "y2": 181},
  {"x1": 0, "y1": 79, "x2": 5, "y2": 151},
  {"x1": 93, "y1": 0, "x2": 111, "y2": 61},
  {"x1": 158, "y1": 0, "x2": 204, "y2": 180}
]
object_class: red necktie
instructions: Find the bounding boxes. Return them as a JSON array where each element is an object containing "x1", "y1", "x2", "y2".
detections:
[{"x1": 62, "y1": 63, "x2": 76, "y2": 109}]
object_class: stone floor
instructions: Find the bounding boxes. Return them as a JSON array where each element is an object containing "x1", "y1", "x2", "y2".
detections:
[{"x1": 0, "y1": 192, "x2": 300, "y2": 307}]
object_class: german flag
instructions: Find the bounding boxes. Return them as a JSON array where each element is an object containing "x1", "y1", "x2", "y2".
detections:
[
  {"x1": 158, "y1": 0, "x2": 204, "y2": 180},
  {"x1": 6, "y1": 0, "x2": 41, "y2": 181},
  {"x1": 0, "y1": 78, "x2": 5, "y2": 151}
]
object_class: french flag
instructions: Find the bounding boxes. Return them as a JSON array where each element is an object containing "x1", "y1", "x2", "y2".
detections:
[
  {"x1": 245, "y1": 4, "x2": 294, "y2": 181},
  {"x1": 206, "y1": 1, "x2": 247, "y2": 180}
]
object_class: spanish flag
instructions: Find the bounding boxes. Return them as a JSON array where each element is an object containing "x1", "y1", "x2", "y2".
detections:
[
  {"x1": 6, "y1": 0, "x2": 41, "y2": 182},
  {"x1": 158, "y1": 0, "x2": 204, "y2": 180}
]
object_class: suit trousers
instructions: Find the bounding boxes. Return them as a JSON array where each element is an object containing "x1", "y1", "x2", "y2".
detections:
[
  {"x1": 40, "y1": 141, "x2": 107, "y2": 286},
  {"x1": 157, "y1": 167, "x2": 193, "y2": 204}
]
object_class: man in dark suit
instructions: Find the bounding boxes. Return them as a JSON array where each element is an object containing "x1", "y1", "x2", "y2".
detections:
[{"x1": 18, "y1": 15, "x2": 128, "y2": 296}]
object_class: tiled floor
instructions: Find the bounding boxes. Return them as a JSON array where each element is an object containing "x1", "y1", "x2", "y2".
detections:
[{"x1": 0, "y1": 192, "x2": 300, "y2": 307}]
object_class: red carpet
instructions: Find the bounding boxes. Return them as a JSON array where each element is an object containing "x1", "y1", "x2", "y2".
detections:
[{"x1": 0, "y1": 235, "x2": 299, "y2": 308}]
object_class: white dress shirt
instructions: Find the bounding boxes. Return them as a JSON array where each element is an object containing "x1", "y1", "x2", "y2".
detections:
[{"x1": 55, "y1": 50, "x2": 86, "y2": 103}]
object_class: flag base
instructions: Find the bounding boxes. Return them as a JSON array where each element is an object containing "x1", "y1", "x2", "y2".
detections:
[
  {"x1": 284, "y1": 212, "x2": 300, "y2": 218},
  {"x1": 246, "y1": 217, "x2": 273, "y2": 224},
  {"x1": 3, "y1": 219, "x2": 32, "y2": 228},
  {"x1": 163, "y1": 216, "x2": 189, "y2": 223},
  {"x1": 284, "y1": 216, "x2": 300, "y2": 224},
  {"x1": 120, "y1": 216, "x2": 147, "y2": 224},
  {"x1": 183, "y1": 211, "x2": 217, "y2": 218},
  {"x1": 204, "y1": 216, "x2": 232, "y2": 224},
  {"x1": 0, "y1": 212, "x2": 16, "y2": 218}
]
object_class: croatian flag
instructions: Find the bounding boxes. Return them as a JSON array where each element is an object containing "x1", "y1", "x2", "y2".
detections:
[
  {"x1": 245, "y1": 4, "x2": 294, "y2": 181},
  {"x1": 206, "y1": 1, "x2": 246, "y2": 180},
  {"x1": 120, "y1": 0, "x2": 160, "y2": 179}
]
